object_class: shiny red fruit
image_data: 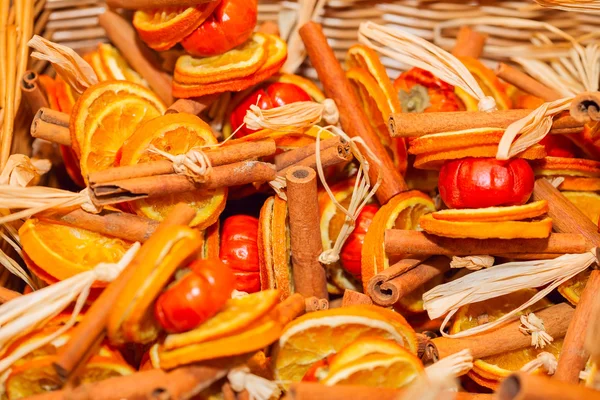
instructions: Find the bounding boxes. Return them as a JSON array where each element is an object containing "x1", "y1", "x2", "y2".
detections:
[
  {"x1": 181, "y1": 0, "x2": 258, "y2": 57},
  {"x1": 438, "y1": 157, "x2": 535, "y2": 209},
  {"x1": 220, "y1": 215, "x2": 261, "y2": 293},
  {"x1": 154, "y1": 259, "x2": 235, "y2": 333},
  {"x1": 340, "y1": 204, "x2": 379, "y2": 278},
  {"x1": 230, "y1": 82, "x2": 312, "y2": 137}
]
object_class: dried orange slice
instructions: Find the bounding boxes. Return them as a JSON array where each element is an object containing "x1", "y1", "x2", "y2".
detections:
[
  {"x1": 454, "y1": 57, "x2": 512, "y2": 111},
  {"x1": 450, "y1": 290, "x2": 561, "y2": 390},
  {"x1": 55, "y1": 77, "x2": 77, "y2": 114},
  {"x1": 347, "y1": 44, "x2": 402, "y2": 114},
  {"x1": 558, "y1": 269, "x2": 590, "y2": 305},
  {"x1": 258, "y1": 197, "x2": 294, "y2": 299},
  {"x1": 318, "y1": 179, "x2": 363, "y2": 294},
  {"x1": 408, "y1": 128, "x2": 505, "y2": 155},
  {"x1": 432, "y1": 200, "x2": 548, "y2": 223},
  {"x1": 322, "y1": 352, "x2": 423, "y2": 388},
  {"x1": 361, "y1": 191, "x2": 436, "y2": 291},
  {"x1": 557, "y1": 177, "x2": 600, "y2": 192},
  {"x1": 97, "y1": 43, "x2": 146, "y2": 86},
  {"x1": 533, "y1": 156, "x2": 600, "y2": 178},
  {"x1": 19, "y1": 218, "x2": 133, "y2": 282},
  {"x1": 175, "y1": 33, "x2": 268, "y2": 85},
  {"x1": 346, "y1": 67, "x2": 406, "y2": 172},
  {"x1": 172, "y1": 33, "x2": 287, "y2": 98},
  {"x1": 84, "y1": 51, "x2": 111, "y2": 82},
  {"x1": 157, "y1": 314, "x2": 284, "y2": 369},
  {"x1": 414, "y1": 143, "x2": 547, "y2": 170},
  {"x1": 562, "y1": 191, "x2": 600, "y2": 226},
  {"x1": 327, "y1": 337, "x2": 416, "y2": 373},
  {"x1": 273, "y1": 305, "x2": 417, "y2": 385},
  {"x1": 419, "y1": 214, "x2": 553, "y2": 239},
  {"x1": 70, "y1": 81, "x2": 166, "y2": 182},
  {"x1": 119, "y1": 113, "x2": 227, "y2": 228},
  {"x1": 38, "y1": 75, "x2": 60, "y2": 111},
  {"x1": 163, "y1": 289, "x2": 281, "y2": 350},
  {"x1": 5, "y1": 355, "x2": 134, "y2": 400},
  {"x1": 133, "y1": 4, "x2": 218, "y2": 51}
]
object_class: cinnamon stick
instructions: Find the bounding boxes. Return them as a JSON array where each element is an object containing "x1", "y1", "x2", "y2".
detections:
[
  {"x1": 0, "y1": 286, "x2": 21, "y2": 304},
  {"x1": 286, "y1": 166, "x2": 328, "y2": 299},
  {"x1": 496, "y1": 63, "x2": 562, "y2": 102},
  {"x1": 497, "y1": 372, "x2": 600, "y2": 400},
  {"x1": 21, "y1": 70, "x2": 49, "y2": 114},
  {"x1": 385, "y1": 230, "x2": 589, "y2": 256},
  {"x1": 88, "y1": 139, "x2": 277, "y2": 184},
  {"x1": 451, "y1": 26, "x2": 487, "y2": 59},
  {"x1": 533, "y1": 178, "x2": 600, "y2": 383},
  {"x1": 43, "y1": 208, "x2": 159, "y2": 243},
  {"x1": 99, "y1": 10, "x2": 173, "y2": 105},
  {"x1": 367, "y1": 256, "x2": 447, "y2": 307},
  {"x1": 105, "y1": 0, "x2": 214, "y2": 9},
  {"x1": 166, "y1": 95, "x2": 218, "y2": 116},
  {"x1": 305, "y1": 296, "x2": 319, "y2": 312},
  {"x1": 274, "y1": 137, "x2": 341, "y2": 171},
  {"x1": 342, "y1": 289, "x2": 373, "y2": 306},
  {"x1": 277, "y1": 143, "x2": 352, "y2": 177},
  {"x1": 30, "y1": 107, "x2": 71, "y2": 146},
  {"x1": 300, "y1": 21, "x2": 408, "y2": 204},
  {"x1": 432, "y1": 302, "x2": 573, "y2": 360},
  {"x1": 388, "y1": 110, "x2": 583, "y2": 138},
  {"x1": 91, "y1": 161, "x2": 277, "y2": 205},
  {"x1": 275, "y1": 293, "x2": 307, "y2": 325},
  {"x1": 570, "y1": 91, "x2": 600, "y2": 124},
  {"x1": 286, "y1": 382, "x2": 493, "y2": 400},
  {"x1": 54, "y1": 203, "x2": 197, "y2": 381}
]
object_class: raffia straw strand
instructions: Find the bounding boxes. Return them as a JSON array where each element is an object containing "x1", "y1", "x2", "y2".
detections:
[
  {"x1": 496, "y1": 97, "x2": 573, "y2": 160},
  {"x1": 147, "y1": 145, "x2": 213, "y2": 184},
  {"x1": 358, "y1": 21, "x2": 496, "y2": 112},
  {"x1": 1, "y1": 26, "x2": 17, "y2": 170},
  {"x1": 450, "y1": 255, "x2": 494, "y2": 271},
  {"x1": 0, "y1": 186, "x2": 100, "y2": 224},
  {"x1": 423, "y1": 249, "x2": 597, "y2": 338},
  {"x1": 520, "y1": 352, "x2": 558, "y2": 375},
  {"x1": 0, "y1": 154, "x2": 50, "y2": 187},
  {"x1": 243, "y1": 99, "x2": 340, "y2": 132},
  {"x1": 228, "y1": 367, "x2": 281, "y2": 400},
  {"x1": 425, "y1": 349, "x2": 473, "y2": 378},
  {"x1": 0, "y1": 243, "x2": 140, "y2": 375},
  {"x1": 314, "y1": 125, "x2": 382, "y2": 265},
  {"x1": 519, "y1": 313, "x2": 554, "y2": 348},
  {"x1": 28, "y1": 35, "x2": 98, "y2": 94}
]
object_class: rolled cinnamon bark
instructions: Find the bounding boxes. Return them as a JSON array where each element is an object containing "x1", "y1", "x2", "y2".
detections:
[
  {"x1": 342, "y1": 289, "x2": 373, "y2": 306},
  {"x1": 570, "y1": 91, "x2": 600, "y2": 123},
  {"x1": 497, "y1": 372, "x2": 600, "y2": 400},
  {"x1": 54, "y1": 204, "x2": 197, "y2": 381},
  {"x1": 91, "y1": 161, "x2": 277, "y2": 205},
  {"x1": 496, "y1": 63, "x2": 562, "y2": 102},
  {"x1": 286, "y1": 382, "x2": 493, "y2": 400},
  {"x1": 166, "y1": 95, "x2": 219, "y2": 116},
  {"x1": 433, "y1": 303, "x2": 573, "y2": 360},
  {"x1": 99, "y1": 10, "x2": 173, "y2": 105},
  {"x1": 286, "y1": 166, "x2": 328, "y2": 299},
  {"x1": 274, "y1": 137, "x2": 341, "y2": 171},
  {"x1": 105, "y1": 0, "x2": 214, "y2": 9},
  {"x1": 88, "y1": 139, "x2": 277, "y2": 184},
  {"x1": 21, "y1": 70, "x2": 49, "y2": 114},
  {"x1": 389, "y1": 110, "x2": 583, "y2": 138},
  {"x1": 305, "y1": 296, "x2": 320, "y2": 312},
  {"x1": 277, "y1": 143, "x2": 352, "y2": 177},
  {"x1": 368, "y1": 256, "x2": 448, "y2": 306},
  {"x1": 385, "y1": 230, "x2": 589, "y2": 256},
  {"x1": 532, "y1": 179, "x2": 600, "y2": 383},
  {"x1": 451, "y1": 26, "x2": 487, "y2": 59},
  {"x1": 300, "y1": 21, "x2": 408, "y2": 204},
  {"x1": 43, "y1": 209, "x2": 159, "y2": 243},
  {"x1": 31, "y1": 107, "x2": 71, "y2": 146}
]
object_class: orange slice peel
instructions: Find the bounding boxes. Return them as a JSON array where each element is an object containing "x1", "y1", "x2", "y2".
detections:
[
  {"x1": 419, "y1": 214, "x2": 553, "y2": 239},
  {"x1": 432, "y1": 200, "x2": 549, "y2": 223}
]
